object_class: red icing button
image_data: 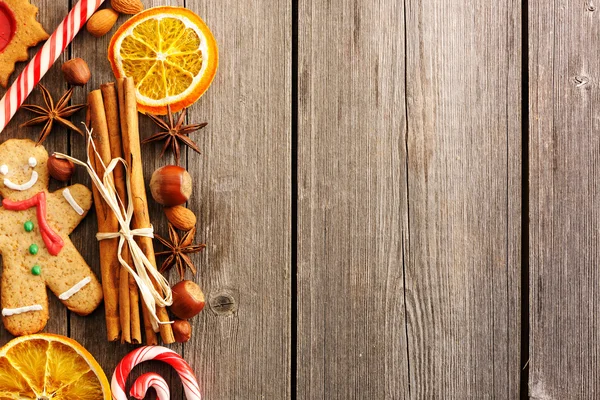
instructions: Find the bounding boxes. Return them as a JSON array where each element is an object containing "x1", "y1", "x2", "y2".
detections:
[{"x1": 0, "y1": 2, "x2": 16, "y2": 53}]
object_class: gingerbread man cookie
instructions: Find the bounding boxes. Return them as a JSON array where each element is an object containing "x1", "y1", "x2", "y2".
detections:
[
  {"x1": 0, "y1": 139, "x2": 103, "y2": 336},
  {"x1": 0, "y1": 0, "x2": 49, "y2": 87}
]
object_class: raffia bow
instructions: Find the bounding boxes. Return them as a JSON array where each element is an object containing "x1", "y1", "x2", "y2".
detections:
[{"x1": 56, "y1": 127, "x2": 172, "y2": 331}]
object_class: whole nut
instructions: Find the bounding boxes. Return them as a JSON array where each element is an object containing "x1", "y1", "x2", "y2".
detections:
[
  {"x1": 170, "y1": 280, "x2": 205, "y2": 319},
  {"x1": 86, "y1": 8, "x2": 119, "y2": 38},
  {"x1": 111, "y1": 0, "x2": 143, "y2": 14},
  {"x1": 61, "y1": 58, "x2": 91, "y2": 86},
  {"x1": 172, "y1": 320, "x2": 192, "y2": 343},
  {"x1": 48, "y1": 154, "x2": 75, "y2": 182},
  {"x1": 164, "y1": 206, "x2": 197, "y2": 231},
  {"x1": 150, "y1": 165, "x2": 193, "y2": 207}
]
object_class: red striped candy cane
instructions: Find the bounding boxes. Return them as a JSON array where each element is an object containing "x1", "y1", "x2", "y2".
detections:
[
  {"x1": 112, "y1": 346, "x2": 202, "y2": 400},
  {"x1": 0, "y1": 0, "x2": 104, "y2": 134},
  {"x1": 129, "y1": 373, "x2": 170, "y2": 400}
]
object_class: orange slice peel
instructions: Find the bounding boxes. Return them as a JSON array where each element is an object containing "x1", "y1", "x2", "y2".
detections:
[
  {"x1": 108, "y1": 6, "x2": 218, "y2": 115},
  {"x1": 0, "y1": 333, "x2": 110, "y2": 399}
]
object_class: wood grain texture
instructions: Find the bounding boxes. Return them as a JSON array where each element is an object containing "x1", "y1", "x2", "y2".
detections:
[
  {"x1": 529, "y1": 2, "x2": 600, "y2": 398},
  {"x1": 185, "y1": 0, "x2": 292, "y2": 398},
  {"x1": 297, "y1": 0, "x2": 410, "y2": 398},
  {"x1": 404, "y1": 0, "x2": 522, "y2": 397},
  {"x1": 0, "y1": 0, "x2": 530, "y2": 398},
  {"x1": 0, "y1": 0, "x2": 70, "y2": 344}
]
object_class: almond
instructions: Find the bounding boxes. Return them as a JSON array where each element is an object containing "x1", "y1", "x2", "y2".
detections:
[
  {"x1": 111, "y1": 0, "x2": 144, "y2": 15},
  {"x1": 86, "y1": 9, "x2": 119, "y2": 38},
  {"x1": 164, "y1": 205, "x2": 197, "y2": 231}
]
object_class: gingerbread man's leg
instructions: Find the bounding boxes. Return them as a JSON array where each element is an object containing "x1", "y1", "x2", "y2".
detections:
[
  {"x1": 42, "y1": 240, "x2": 103, "y2": 315},
  {"x1": 1, "y1": 254, "x2": 49, "y2": 336}
]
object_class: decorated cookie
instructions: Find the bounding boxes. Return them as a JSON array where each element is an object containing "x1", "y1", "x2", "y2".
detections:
[
  {"x1": 0, "y1": 139, "x2": 102, "y2": 336},
  {"x1": 0, "y1": 0, "x2": 49, "y2": 87}
]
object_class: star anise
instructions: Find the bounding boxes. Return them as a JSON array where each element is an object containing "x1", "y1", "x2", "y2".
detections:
[
  {"x1": 155, "y1": 223, "x2": 206, "y2": 279},
  {"x1": 20, "y1": 84, "x2": 87, "y2": 145},
  {"x1": 143, "y1": 105, "x2": 207, "y2": 165}
]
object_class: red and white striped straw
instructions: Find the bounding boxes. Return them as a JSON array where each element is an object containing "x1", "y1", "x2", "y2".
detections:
[{"x1": 0, "y1": 0, "x2": 104, "y2": 134}]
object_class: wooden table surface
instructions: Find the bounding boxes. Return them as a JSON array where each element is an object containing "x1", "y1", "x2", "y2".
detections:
[{"x1": 1, "y1": 0, "x2": 597, "y2": 398}]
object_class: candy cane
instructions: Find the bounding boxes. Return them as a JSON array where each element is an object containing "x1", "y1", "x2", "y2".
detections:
[
  {"x1": 129, "y1": 373, "x2": 170, "y2": 400},
  {"x1": 112, "y1": 346, "x2": 201, "y2": 400},
  {"x1": 0, "y1": 0, "x2": 105, "y2": 134}
]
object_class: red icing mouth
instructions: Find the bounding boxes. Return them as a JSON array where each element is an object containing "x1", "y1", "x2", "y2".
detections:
[{"x1": 0, "y1": 2, "x2": 16, "y2": 53}]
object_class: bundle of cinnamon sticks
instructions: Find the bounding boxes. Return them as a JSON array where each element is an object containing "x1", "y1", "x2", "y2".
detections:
[{"x1": 88, "y1": 77, "x2": 174, "y2": 345}]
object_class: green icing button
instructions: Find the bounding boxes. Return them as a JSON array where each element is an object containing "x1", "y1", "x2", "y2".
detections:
[
  {"x1": 29, "y1": 244, "x2": 38, "y2": 255},
  {"x1": 24, "y1": 221, "x2": 34, "y2": 232},
  {"x1": 31, "y1": 265, "x2": 41, "y2": 276}
]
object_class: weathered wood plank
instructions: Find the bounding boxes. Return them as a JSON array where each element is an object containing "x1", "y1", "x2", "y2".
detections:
[
  {"x1": 0, "y1": 0, "x2": 70, "y2": 344},
  {"x1": 297, "y1": 0, "x2": 410, "y2": 398},
  {"x1": 404, "y1": 1, "x2": 522, "y2": 397},
  {"x1": 185, "y1": 0, "x2": 292, "y2": 399},
  {"x1": 529, "y1": 2, "x2": 600, "y2": 398}
]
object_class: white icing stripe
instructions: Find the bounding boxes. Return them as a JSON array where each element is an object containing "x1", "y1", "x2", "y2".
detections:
[
  {"x1": 2, "y1": 305, "x2": 43, "y2": 316},
  {"x1": 0, "y1": 165, "x2": 8, "y2": 175},
  {"x1": 28, "y1": 157, "x2": 37, "y2": 167},
  {"x1": 59, "y1": 276, "x2": 91, "y2": 300},
  {"x1": 4, "y1": 171, "x2": 38, "y2": 191},
  {"x1": 63, "y1": 188, "x2": 84, "y2": 215}
]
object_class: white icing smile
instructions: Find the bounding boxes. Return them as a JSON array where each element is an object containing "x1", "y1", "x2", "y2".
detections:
[
  {"x1": 4, "y1": 171, "x2": 39, "y2": 191},
  {"x1": 1, "y1": 157, "x2": 39, "y2": 191}
]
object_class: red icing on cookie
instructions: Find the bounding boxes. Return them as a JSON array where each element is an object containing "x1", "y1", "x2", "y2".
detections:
[
  {"x1": 3, "y1": 192, "x2": 64, "y2": 256},
  {"x1": 0, "y1": 2, "x2": 16, "y2": 53}
]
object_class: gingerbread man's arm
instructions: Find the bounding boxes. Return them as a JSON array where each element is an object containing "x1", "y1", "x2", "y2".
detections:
[
  {"x1": 46, "y1": 184, "x2": 93, "y2": 235},
  {"x1": 0, "y1": 208, "x2": 12, "y2": 251}
]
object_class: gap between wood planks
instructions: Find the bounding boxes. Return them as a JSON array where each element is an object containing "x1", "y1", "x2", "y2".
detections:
[
  {"x1": 66, "y1": 0, "x2": 73, "y2": 341},
  {"x1": 520, "y1": 0, "x2": 530, "y2": 398},
  {"x1": 402, "y1": 0, "x2": 412, "y2": 397},
  {"x1": 291, "y1": 0, "x2": 299, "y2": 397}
]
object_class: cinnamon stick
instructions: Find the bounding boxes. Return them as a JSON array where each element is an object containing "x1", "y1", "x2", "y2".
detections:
[
  {"x1": 88, "y1": 90, "x2": 120, "y2": 341},
  {"x1": 116, "y1": 80, "x2": 155, "y2": 346},
  {"x1": 129, "y1": 272, "x2": 143, "y2": 344},
  {"x1": 101, "y1": 82, "x2": 143, "y2": 344},
  {"x1": 117, "y1": 77, "x2": 174, "y2": 344},
  {"x1": 116, "y1": 79, "x2": 155, "y2": 345}
]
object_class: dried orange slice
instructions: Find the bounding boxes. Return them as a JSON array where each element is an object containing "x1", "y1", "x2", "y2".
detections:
[
  {"x1": 108, "y1": 6, "x2": 218, "y2": 115},
  {"x1": 0, "y1": 334, "x2": 110, "y2": 399}
]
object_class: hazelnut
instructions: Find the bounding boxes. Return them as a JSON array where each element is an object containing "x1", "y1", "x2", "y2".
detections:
[
  {"x1": 172, "y1": 320, "x2": 192, "y2": 343},
  {"x1": 150, "y1": 165, "x2": 193, "y2": 207},
  {"x1": 48, "y1": 154, "x2": 75, "y2": 181},
  {"x1": 61, "y1": 58, "x2": 91, "y2": 86},
  {"x1": 164, "y1": 205, "x2": 197, "y2": 231},
  {"x1": 170, "y1": 280, "x2": 205, "y2": 319}
]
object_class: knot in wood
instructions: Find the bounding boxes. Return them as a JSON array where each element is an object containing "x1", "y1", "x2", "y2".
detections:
[
  {"x1": 574, "y1": 75, "x2": 590, "y2": 88},
  {"x1": 209, "y1": 291, "x2": 238, "y2": 316}
]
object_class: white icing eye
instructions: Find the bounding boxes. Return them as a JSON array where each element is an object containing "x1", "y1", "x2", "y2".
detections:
[
  {"x1": 0, "y1": 165, "x2": 8, "y2": 175},
  {"x1": 28, "y1": 157, "x2": 37, "y2": 167}
]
